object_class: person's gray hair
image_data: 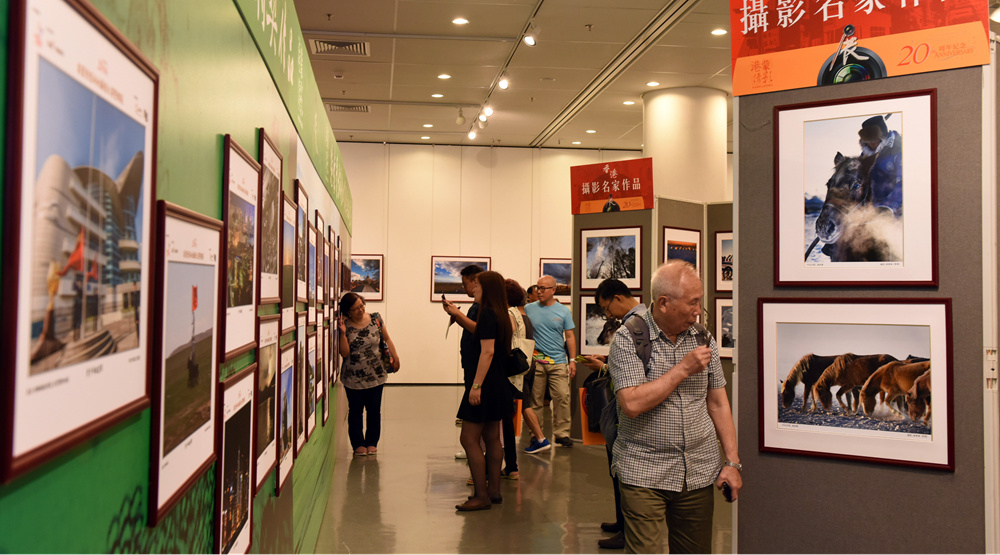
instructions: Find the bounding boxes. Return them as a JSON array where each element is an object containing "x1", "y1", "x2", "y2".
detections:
[{"x1": 651, "y1": 260, "x2": 699, "y2": 300}]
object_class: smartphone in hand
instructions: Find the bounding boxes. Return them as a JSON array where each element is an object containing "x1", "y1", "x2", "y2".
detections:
[{"x1": 721, "y1": 482, "x2": 733, "y2": 503}]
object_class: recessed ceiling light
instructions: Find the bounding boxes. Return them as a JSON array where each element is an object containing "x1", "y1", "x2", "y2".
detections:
[
  {"x1": 572, "y1": 141, "x2": 581, "y2": 145},
  {"x1": 421, "y1": 136, "x2": 431, "y2": 140},
  {"x1": 423, "y1": 124, "x2": 433, "y2": 128},
  {"x1": 438, "y1": 74, "x2": 451, "y2": 79},
  {"x1": 452, "y1": 17, "x2": 469, "y2": 25},
  {"x1": 431, "y1": 93, "x2": 444, "y2": 98},
  {"x1": 711, "y1": 28, "x2": 728, "y2": 36},
  {"x1": 586, "y1": 130, "x2": 596, "y2": 134},
  {"x1": 646, "y1": 81, "x2": 660, "y2": 87},
  {"x1": 623, "y1": 100, "x2": 635, "y2": 105}
]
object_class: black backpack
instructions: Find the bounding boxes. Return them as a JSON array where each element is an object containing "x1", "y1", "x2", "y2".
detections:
[{"x1": 596, "y1": 316, "x2": 652, "y2": 444}]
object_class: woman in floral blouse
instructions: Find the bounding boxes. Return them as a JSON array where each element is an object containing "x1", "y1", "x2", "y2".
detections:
[{"x1": 338, "y1": 292, "x2": 399, "y2": 456}]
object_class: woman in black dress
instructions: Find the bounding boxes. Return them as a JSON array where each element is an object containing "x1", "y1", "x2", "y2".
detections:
[{"x1": 455, "y1": 270, "x2": 512, "y2": 511}]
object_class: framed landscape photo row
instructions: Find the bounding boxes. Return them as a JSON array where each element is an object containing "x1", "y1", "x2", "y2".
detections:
[
  {"x1": 774, "y1": 90, "x2": 937, "y2": 287},
  {"x1": 351, "y1": 254, "x2": 384, "y2": 302},
  {"x1": 150, "y1": 202, "x2": 221, "y2": 525},
  {"x1": 539, "y1": 258, "x2": 571, "y2": 304},
  {"x1": 759, "y1": 298, "x2": 952, "y2": 471},
  {"x1": 431, "y1": 256, "x2": 490, "y2": 303},
  {"x1": 580, "y1": 227, "x2": 641, "y2": 290},
  {"x1": 2, "y1": 0, "x2": 158, "y2": 482}
]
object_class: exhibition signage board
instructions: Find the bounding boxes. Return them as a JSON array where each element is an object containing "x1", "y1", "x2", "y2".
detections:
[
  {"x1": 730, "y1": 0, "x2": 989, "y2": 96},
  {"x1": 569, "y1": 158, "x2": 653, "y2": 214}
]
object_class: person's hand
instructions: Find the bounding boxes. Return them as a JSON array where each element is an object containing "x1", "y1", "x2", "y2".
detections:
[
  {"x1": 442, "y1": 299, "x2": 460, "y2": 317},
  {"x1": 681, "y1": 346, "x2": 711, "y2": 377},
  {"x1": 469, "y1": 387, "x2": 482, "y2": 405},
  {"x1": 715, "y1": 465, "x2": 742, "y2": 502},
  {"x1": 579, "y1": 355, "x2": 605, "y2": 372},
  {"x1": 337, "y1": 317, "x2": 347, "y2": 335},
  {"x1": 568, "y1": 360, "x2": 577, "y2": 379}
]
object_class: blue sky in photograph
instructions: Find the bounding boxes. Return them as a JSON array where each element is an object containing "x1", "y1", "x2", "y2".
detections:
[
  {"x1": 352, "y1": 258, "x2": 380, "y2": 281},
  {"x1": 164, "y1": 261, "x2": 216, "y2": 355},
  {"x1": 434, "y1": 260, "x2": 488, "y2": 284},
  {"x1": 542, "y1": 262, "x2": 571, "y2": 285},
  {"x1": 720, "y1": 238, "x2": 733, "y2": 259},
  {"x1": 36, "y1": 58, "x2": 147, "y2": 235}
]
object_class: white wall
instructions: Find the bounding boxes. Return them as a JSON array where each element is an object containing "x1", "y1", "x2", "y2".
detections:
[{"x1": 339, "y1": 143, "x2": 638, "y2": 383}]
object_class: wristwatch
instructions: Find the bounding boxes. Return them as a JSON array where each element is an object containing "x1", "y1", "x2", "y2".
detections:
[
  {"x1": 472, "y1": 383, "x2": 481, "y2": 390},
  {"x1": 723, "y1": 460, "x2": 742, "y2": 472}
]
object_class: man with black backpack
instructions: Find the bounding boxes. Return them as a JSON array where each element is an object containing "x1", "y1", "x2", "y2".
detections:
[
  {"x1": 580, "y1": 279, "x2": 645, "y2": 550},
  {"x1": 607, "y1": 261, "x2": 741, "y2": 554}
]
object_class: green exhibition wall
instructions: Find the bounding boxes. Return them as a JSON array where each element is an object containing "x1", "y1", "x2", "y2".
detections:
[{"x1": 0, "y1": 0, "x2": 348, "y2": 552}]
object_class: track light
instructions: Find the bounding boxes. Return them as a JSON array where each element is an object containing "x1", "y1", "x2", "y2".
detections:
[
  {"x1": 479, "y1": 114, "x2": 487, "y2": 122},
  {"x1": 468, "y1": 130, "x2": 477, "y2": 140},
  {"x1": 456, "y1": 108, "x2": 466, "y2": 125},
  {"x1": 498, "y1": 75, "x2": 509, "y2": 90},
  {"x1": 523, "y1": 23, "x2": 539, "y2": 46},
  {"x1": 477, "y1": 118, "x2": 488, "y2": 129},
  {"x1": 483, "y1": 106, "x2": 494, "y2": 117}
]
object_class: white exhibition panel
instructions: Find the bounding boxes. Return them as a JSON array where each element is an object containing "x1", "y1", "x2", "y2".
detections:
[{"x1": 340, "y1": 142, "x2": 639, "y2": 384}]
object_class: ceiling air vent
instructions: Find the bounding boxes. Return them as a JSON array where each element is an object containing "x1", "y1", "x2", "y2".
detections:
[
  {"x1": 309, "y1": 39, "x2": 370, "y2": 57},
  {"x1": 326, "y1": 104, "x2": 370, "y2": 113}
]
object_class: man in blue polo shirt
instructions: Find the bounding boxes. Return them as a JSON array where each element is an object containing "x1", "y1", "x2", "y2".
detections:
[{"x1": 524, "y1": 275, "x2": 577, "y2": 450}]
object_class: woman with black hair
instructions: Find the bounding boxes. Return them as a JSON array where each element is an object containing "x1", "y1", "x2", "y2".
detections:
[
  {"x1": 453, "y1": 270, "x2": 512, "y2": 511},
  {"x1": 338, "y1": 292, "x2": 399, "y2": 456}
]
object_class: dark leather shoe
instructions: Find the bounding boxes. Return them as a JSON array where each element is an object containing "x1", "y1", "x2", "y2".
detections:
[
  {"x1": 598, "y1": 531, "x2": 624, "y2": 549},
  {"x1": 601, "y1": 521, "x2": 622, "y2": 533}
]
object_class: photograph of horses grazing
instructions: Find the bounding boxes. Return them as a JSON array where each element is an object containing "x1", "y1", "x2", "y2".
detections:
[
  {"x1": 906, "y1": 368, "x2": 932, "y2": 423},
  {"x1": 780, "y1": 353, "x2": 839, "y2": 412},
  {"x1": 859, "y1": 360, "x2": 931, "y2": 419},
  {"x1": 812, "y1": 353, "x2": 897, "y2": 414}
]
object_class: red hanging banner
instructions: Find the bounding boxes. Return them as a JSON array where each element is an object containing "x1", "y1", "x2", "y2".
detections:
[
  {"x1": 730, "y1": 0, "x2": 990, "y2": 96},
  {"x1": 569, "y1": 157, "x2": 654, "y2": 215}
]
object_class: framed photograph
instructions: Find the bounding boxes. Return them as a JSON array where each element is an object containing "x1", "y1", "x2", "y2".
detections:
[
  {"x1": 662, "y1": 226, "x2": 701, "y2": 274},
  {"x1": 295, "y1": 181, "x2": 308, "y2": 303},
  {"x1": 351, "y1": 254, "x2": 384, "y2": 301},
  {"x1": 775, "y1": 90, "x2": 937, "y2": 286},
  {"x1": 253, "y1": 315, "x2": 279, "y2": 493},
  {"x1": 715, "y1": 231, "x2": 733, "y2": 292},
  {"x1": 149, "y1": 202, "x2": 221, "y2": 525},
  {"x1": 579, "y1": 295, "x2": 642, "y2": 356},
  {"x1": 714, "y1": 298, "x2": 733, "y2": 359},
  {"x1": 431, "y1": 256, "x2": 490, "y2": 302},
  {"x1": 2, "y1": 0, "x2": 157, "y2": 482},
  {"x1": 580, "y1": 227, "x2": 641, "y2": 290},
  {"x1": 280, "y1": 194, "x2": 296, "y2": 334},
  {"x1": 759, "y1": 298, "x2": 952, "y2": 470},
  {"x1": 220, "y1": 135, "x2": 260, "y2": 362},
  {"x1": 321, "y1": 319, "x2": 330, "y2": 425},
  {"x1": 215, "y1": 364, "x2": 254, "y2": 554},
  {"x1": 257, "y1": 129, "x2": 281, "y2": 305},
  {"x1": 294, "y1": 312, "x2": 306, "y2": 455},
  {"x1": 539, "y1": 258, "x2": 571, "y2": 303},
  {"x1": 307, "y1": 224, "x2": 317, "y2": 325},
  {"x1": 323, "y1": 238, "x2": 331, "y2": 307},
  {"x1": 274, "y1": 343, "x2": 294, "y2": 496},
  {"x1": 328, "y1": 226, "x2": 337, "y2": 305},
  {"x1": 315, "y1": 212, "x2": 325, "y2": 307},
  {"x1": 306, "y1": 331, "x2": 317, "y2": 438}
]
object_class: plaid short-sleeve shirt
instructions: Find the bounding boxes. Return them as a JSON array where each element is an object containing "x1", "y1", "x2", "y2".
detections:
[{"x1": 608, "y1": 309, "x2": 726, "y2": 492}]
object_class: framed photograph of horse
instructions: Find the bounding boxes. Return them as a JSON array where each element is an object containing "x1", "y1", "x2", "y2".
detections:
[
  {"x1": 759, "y1": 298, "x2": 952, "y2": 471},
  {"x1": 579, "y1": 295, "x2": 643, "y2": 357},
  {"x1": 774, "y1": 90, "x2": 937, "y2": 287},
  {"x1": 580, "y1": 227, "x2": 642, "y2": 290},
  {"x1": 715, "y1": 232, "x2": 733, "y2": 292}
]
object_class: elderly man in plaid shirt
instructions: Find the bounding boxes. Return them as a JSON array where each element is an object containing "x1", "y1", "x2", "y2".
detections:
[{"x1": 607, "y1": 260, "x2": 742, "y2": 554}]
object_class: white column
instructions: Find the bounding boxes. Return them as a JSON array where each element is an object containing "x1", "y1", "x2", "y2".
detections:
[{"x1": 642, "y1": 87, "x2": 728, "y2": 203}]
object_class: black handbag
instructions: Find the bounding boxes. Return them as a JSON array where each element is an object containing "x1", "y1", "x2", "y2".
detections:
[{"x1": 507, "y1": 347, "x2": 530, "y2": 376}]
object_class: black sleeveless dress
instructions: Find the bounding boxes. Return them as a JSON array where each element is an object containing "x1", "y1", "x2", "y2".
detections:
[{"x1": 456, "y1": 309, "x2": 511, "y2": 422}]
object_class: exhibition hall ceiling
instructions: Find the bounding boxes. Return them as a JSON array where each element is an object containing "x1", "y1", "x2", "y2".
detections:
[{"x1": 293, "y1": 0, "x2": 733, "y2": 151}]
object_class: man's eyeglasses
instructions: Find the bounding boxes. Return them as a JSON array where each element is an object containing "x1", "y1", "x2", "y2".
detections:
[
  {"x1": 536, "y1": 286, "x2": 555, "y2": 291},
  {"x1": 598, "y1": 299, "x2": 613, "y2": 317}
]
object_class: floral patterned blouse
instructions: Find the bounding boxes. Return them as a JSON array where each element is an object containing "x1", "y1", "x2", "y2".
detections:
[{"x1": 341, "y1": 312, "x2": 388, "y2": 390}]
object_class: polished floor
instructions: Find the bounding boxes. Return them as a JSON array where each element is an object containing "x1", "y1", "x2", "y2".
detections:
[{"x1": 315, "y1": 385, "x2": 733, "y2": 554}]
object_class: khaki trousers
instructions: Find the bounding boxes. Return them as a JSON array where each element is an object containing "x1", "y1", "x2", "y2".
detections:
[
  {"x1": 619, "y1": 481, "x2": 714, "y2": 554},
  {"x1": 529, "y1": 362, "x2": 571, "y2": 439}
]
